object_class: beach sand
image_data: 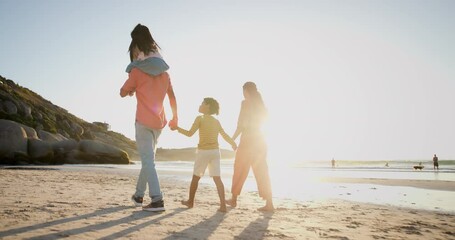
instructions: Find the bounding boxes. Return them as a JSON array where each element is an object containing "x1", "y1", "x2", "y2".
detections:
[{"x1": 0, "y1": 167, "x2": 454, "y2": 240}]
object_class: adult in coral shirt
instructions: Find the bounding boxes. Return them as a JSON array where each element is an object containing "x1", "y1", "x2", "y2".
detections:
[{"x1": 120, "y1": 24, "x2": 178, "y2": 212}]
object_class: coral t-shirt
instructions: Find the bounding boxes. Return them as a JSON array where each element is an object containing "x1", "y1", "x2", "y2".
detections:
[{"x1": 121, "y1": 68, "x2": 172, "y2": 129}]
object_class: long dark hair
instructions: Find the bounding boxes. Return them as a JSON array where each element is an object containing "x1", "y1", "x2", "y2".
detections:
[
  {"x1": 243, "y1": 82, "x2": 267, "y2": 118},
  {"x1": 128, "y1": 24, "x2": 160, "y2": 62}
]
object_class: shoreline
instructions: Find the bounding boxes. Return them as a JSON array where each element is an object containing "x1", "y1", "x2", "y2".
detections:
[
  {"x1": 1, "y1": 167, "x2": 454, "y2": 239},
  {"x1": 3, "y1": 164, "x2": 454, "y2": 192}
]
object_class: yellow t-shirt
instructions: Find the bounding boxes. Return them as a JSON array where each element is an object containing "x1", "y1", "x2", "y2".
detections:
[{"x1": 178, "y1": 115, "x2": 235, "y2": 150}]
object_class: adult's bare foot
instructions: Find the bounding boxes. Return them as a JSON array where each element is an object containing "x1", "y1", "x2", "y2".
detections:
[
  {"x1": 226, "y1": 199, "x2": 237, "y2": 207},
  {"x1": 181, "y1": 200, "x2": 193, "y2": 208},
  {"x1": 258, "y1": 205, "x2": 275, "y2": 212}
]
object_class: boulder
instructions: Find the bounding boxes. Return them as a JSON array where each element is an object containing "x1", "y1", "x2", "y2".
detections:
[
  {"x1": 78, "y1": 140, "x2": 130, "y2": 164},
  {"x1": 35, "y1": 123, "x2": 44, "y2": 131},
  {"x1": 51, "y1": 139, "x2": 78, "y2": 153},
  {"x1": 71, "y1": 122, "x2": 84, "y2": 136},
  {"x1": 3, "y1": 101, "x2": 17, "y2": 115},
  {"x1": 38, "y1": 130, "x2": 68, "y2": 142},
  {"x1": 65, "y1": 149, "x2": 129, "y2": 164},
  {"x1": 57, "y1": 129, "x2": 70, "y2": 138},
  {"x1": 62, "y1": 120, "x2": 71, "y2": 130},
  {"x1": 21, "y1": 103, "x2": 32, "y2": 119},
  {"x1": 28, "y1": 138, "x2": 54, "y2": 160},
  {"x1": 0, "y1": 119, "x2": 28, "y2": 159},
  {"x1": 34, "y1": 112, "x2": 43, "y2": 120},
  {"x1": 19, "y1": 123, "x2": 38, "y2": 139}
]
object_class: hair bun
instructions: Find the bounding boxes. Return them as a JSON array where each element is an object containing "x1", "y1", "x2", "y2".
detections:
[{"x1": 131, "y1": 24, "x2": 149, "y2": 39}]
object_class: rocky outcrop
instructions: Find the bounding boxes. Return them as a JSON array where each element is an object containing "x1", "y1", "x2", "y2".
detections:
[
  {"x1": 0, "y1": 119, "x2": 28, "y2": 159},
  {"x1": 2, "y1": 100, "x2": 18, "y2": 115},
  {"x1": 0, "y1": 75, "x2": 137, "y2": 165},
  {"x1": 28, "y1": 138, "x2": 54, "y2": 160},
  {"x1": 38, "y1": 130, "x2": 67, "y2": 142},
  {"x1": 0, "y1": 119, "x2": 130, "y2": 165}
]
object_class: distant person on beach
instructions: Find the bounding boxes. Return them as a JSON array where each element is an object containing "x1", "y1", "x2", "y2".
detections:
[
  {"x1": 433, "y1": 154, "x2": 439, "y2": 170},
  {"x1": 120, "y1": 24, "x2": 178, "y2": 212},
  {"x1": 226, "y1": 82, "x2": 275, "y2": 212},
  {"x1": 331, "y1": 158, "x2": 336, "y2": 168},
  {"x1": 171, "y1": 97, "x2": 237, "y2": 212}
]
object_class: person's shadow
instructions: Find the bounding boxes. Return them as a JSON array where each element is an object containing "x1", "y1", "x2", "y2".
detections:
[
  {"x1": 0, "y1": 205, "x2": 129, "y2": 238},
  {"x1": 235, "y1": 213, "x2": 272, "y2": 240},
  {"x1": 99, "y1": 208, "x2": 187, "y2": 240},
  {"x1": 0, "y1": 205, "x2": 188, "y2": 240},
  {"x1": 163, "y1": 210, "x2": 226, "y2": 240}
]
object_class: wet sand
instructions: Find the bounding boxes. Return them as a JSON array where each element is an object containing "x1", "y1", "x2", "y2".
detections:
[{"x1": 0, "y1": 167, "x2": 454, "y2": 239}]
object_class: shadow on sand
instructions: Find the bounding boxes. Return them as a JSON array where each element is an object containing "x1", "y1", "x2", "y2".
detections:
[
  {"x1": 235, "y1": 212, "x2": 273, "y2": 240},
  {"x1": 163, "y1": 210, "x2": 226, "y2": 240},
  {"x1": 0, "y1": 205, "x2": 187, "y2": 240},
  {"x1": 0, "y1": 206, "x2": 130, "y2": 238}
]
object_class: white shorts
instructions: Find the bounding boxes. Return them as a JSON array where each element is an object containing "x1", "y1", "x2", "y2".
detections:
[{"x1": 193, "y1": 149, "x2": 221, "y2": 177}]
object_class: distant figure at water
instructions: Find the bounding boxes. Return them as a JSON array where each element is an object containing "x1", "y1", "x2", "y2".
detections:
[
  {"x1": 331, "y1": 158, "x2": 336, "y2": 168},
  {"x1": 171, "y1": 97, "x2": 237, "y2": 212},
  {"x1": 385, "y1": 162, "x2": 389, "y2": 167},
  {"x1": 120, "y1": 23, "x2": 178, "y2": 212},
  {"x1": 226, "y1": 82, "x2": 274, "y2": 212},
  {"x1": 433, "y1": 154, "x2": 439, "y2": 171}
]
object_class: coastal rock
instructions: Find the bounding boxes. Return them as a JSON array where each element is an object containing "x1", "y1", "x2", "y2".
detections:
[
  {"x1": 0, "y1": 119, "x2": 28, "y2": 159},
  {"x1": 51, "y1": 139, "x2": 78, "y2": 152},
  {"x1": 78, "y1": 140, "x2": 130, "y2": 164},
  {"x1": 38, "y1": 130, "x2": 68, "y2": 142},
  {"x1": 0, "y1": 76, "x2": 136, "y2": 165},
  {"x1": 62, "y1": 120, "x2": 71, "y2": 130},
  {"x1": 28, "y1": 138, "x2": 54, "y2": 160},
  {"x1": 66, "y1": 148, "x2": 129, "y2": 164},
  {"x1": 71, "y1": 122, "x2": 84, "y2": 136},
  {"x1": 34, "y1": 111, "x2": 43, "y2": 120},
  {"x1": 19, "y1": 123, "x2": 38, "y2": 139},
  {"x1": 21, "y1": 103, "x2": 32, "y2": 119},
  {"x1": 57, "y1": 129, "x2": 70, "y2": 139},
  {"x1": 3, "y1": 100, "x2": 17, "y2": 115}
]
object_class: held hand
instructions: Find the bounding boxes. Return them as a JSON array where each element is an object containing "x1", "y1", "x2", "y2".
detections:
[
  {"x1": 168, "y1": 118, "x2": 178, "y2": 130},
  {"x1": 231, "y1": 143, "x2": 237, "y2": 151}
]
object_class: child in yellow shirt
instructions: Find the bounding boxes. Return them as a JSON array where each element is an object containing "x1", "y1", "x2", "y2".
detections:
[{"x1": 172, "y1": 97, "x2": 237, "y2": 212}]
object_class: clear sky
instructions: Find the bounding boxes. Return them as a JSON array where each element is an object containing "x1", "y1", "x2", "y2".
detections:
[{"x1": 1, "y1": 0, "x2": 454, "y2": 162}]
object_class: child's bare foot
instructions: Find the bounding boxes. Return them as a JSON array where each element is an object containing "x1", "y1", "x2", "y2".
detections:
[
  {"x1": 258, "y1": 205, "x2": 275, "y2": 212},
  {"x1": 181, "y1": 200, "x2": 193, "y2": 208},
  {"x1": 218, "y1": 205, "x2": 227, "y2": 212},
  {"x1": 226, "y1": 199, "x2": 236, "y2": 207}
]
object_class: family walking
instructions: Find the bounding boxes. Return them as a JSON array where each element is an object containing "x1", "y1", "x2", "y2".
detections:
[{"x1": 120, "y1": 23, "x2": 274, "y2": 212}]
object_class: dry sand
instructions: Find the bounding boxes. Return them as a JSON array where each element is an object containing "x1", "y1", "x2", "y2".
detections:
[{"x1": 0, "y1": 167, "x2": 454, "y2": 240}]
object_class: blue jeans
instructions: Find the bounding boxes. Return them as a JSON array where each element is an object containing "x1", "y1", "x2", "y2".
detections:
[{"x1": 134, "y1": 122, "x2": 163, "y2": 202}]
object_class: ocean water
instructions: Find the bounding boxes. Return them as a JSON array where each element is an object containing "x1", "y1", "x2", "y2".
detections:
[{"x1": 60, "y1": 160, "x2": 455, "y2": 213}]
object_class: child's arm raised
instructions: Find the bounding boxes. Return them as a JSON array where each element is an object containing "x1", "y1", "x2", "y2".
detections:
[{"x1": 177, "y1": 116, "x2": 201, "y2": 137}]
